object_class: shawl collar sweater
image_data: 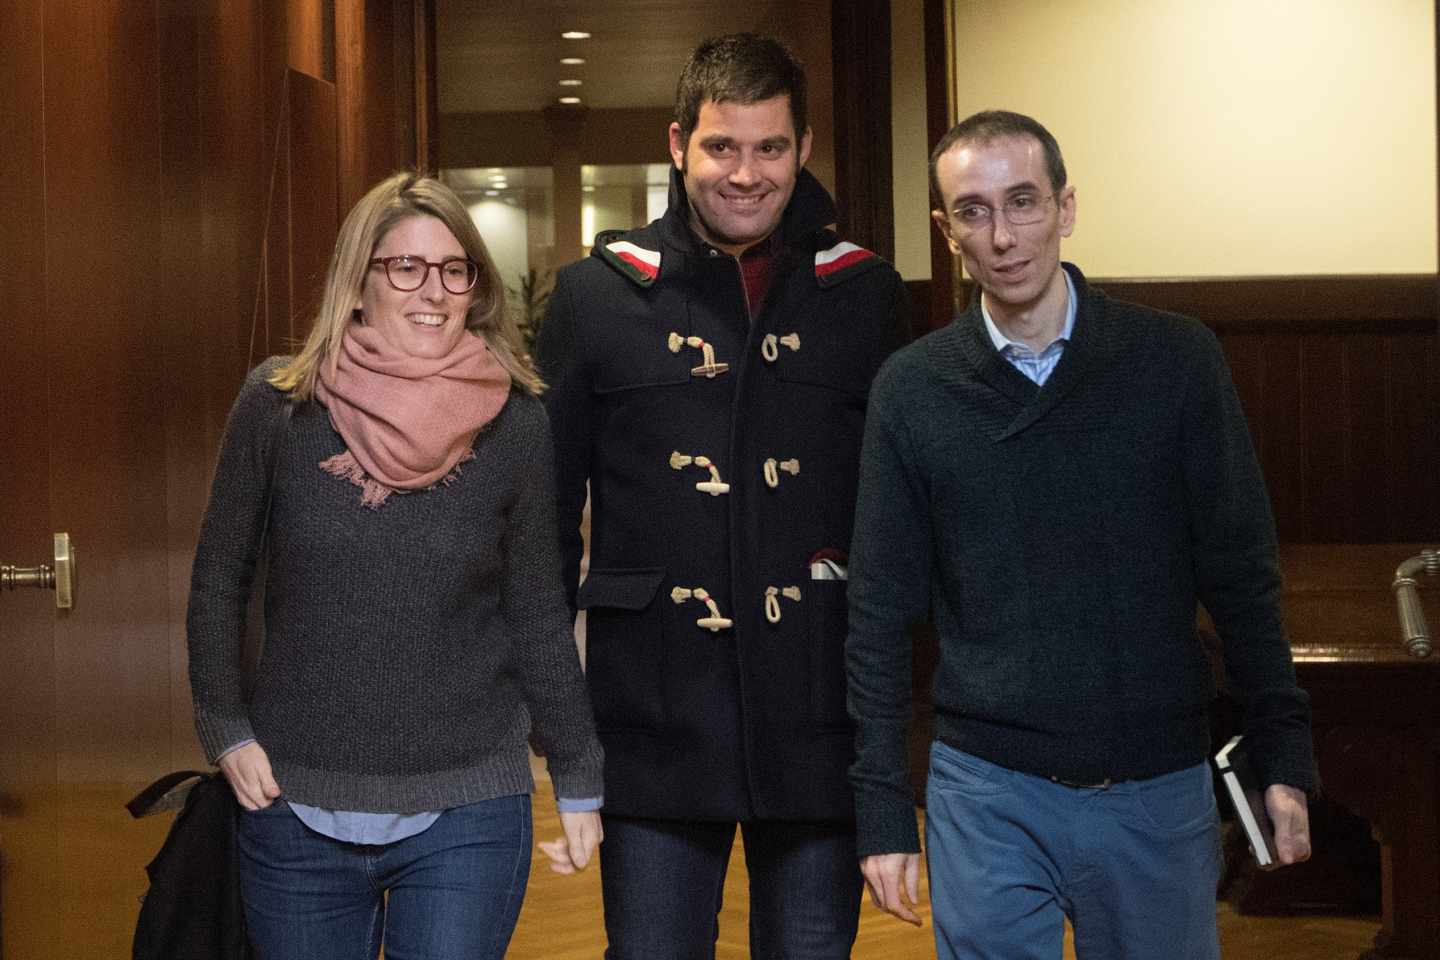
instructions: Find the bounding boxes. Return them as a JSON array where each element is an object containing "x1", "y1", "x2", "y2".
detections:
[{"x1": 847, "y1": 264, "x2": 1315, "y2": 856}]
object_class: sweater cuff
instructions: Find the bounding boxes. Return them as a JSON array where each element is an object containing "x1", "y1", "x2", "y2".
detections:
[
  {"x1": 1251, "y1": 729, "x2": 1320, "y2": 797},
  {"x1": 854, "y1": 793, "x2": 922, "y2": 858},
  {"x1": 546, "y1": 741, "x2": 606, "y2": 803},
  {"x1": 194, "y1": 706, "x2": 257, "y2": 766}
]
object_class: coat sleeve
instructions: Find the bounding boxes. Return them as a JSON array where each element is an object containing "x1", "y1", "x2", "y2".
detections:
[
  {"x1": 185, "y1": 364, "x2": 285, "y2": 762},
  {"x1": 534, "y1": 269, "x2": 593, "y2": 615},
  {"x1": 1181, "y1": 329, "x2": 1317, "y2": 794},
  {"x1": 846, "y1": 357, "x2": 932, "y2": 856}
]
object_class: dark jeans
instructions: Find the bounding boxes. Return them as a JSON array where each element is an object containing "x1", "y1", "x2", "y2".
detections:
[
  {"x1": 599, "y1": 814, "x2": 863, "y2": 960},
  {"x1": 237, "y1": 795, "x2": 531, "y2": 960}
]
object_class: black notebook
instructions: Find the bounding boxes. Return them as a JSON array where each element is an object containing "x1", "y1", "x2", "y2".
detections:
[{"x1": 1213, "y1": 735, "x2": 1279, "y2": 870}]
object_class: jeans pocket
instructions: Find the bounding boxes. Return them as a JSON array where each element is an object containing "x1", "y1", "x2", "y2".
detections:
[
  {"x1": 928, "y1": 743, "x2": 1007, "y2": 796},
  {"x1": 1130, "y1": 764, "x2": 1218, "y2": 835}
]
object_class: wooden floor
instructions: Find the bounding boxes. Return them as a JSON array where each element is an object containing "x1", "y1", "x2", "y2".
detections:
[
  {"x1": 513, "y1": 782, "x2": 1382, "y2": 960},
  {"x1": 0, "y1": 780, "x2": 1379, "y2": 958}
]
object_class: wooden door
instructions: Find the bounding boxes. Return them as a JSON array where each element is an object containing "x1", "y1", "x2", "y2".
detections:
[{"x1": 0, "y1": 0, "x2": 428, "y2": 954}]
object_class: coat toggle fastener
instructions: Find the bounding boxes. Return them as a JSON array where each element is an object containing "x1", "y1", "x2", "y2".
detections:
[
  {"x1": 763, "y1": 457, "x2": 801, "y2": 489},
  {"x1": 760, "y1": 332, "x2": 801, "y2": 363},
  {"x1": 668, "y1": 332, "x2": 730, "y2": 379},
  {"x1": 764, "y1": 585, "x2": 803, "y2": 624},
  {"x1": 670, "y1": 586, "x2": 733, "y2": 632},
  {"x1": 670, "y1": 451, "x2": 730, "y2": 495}
]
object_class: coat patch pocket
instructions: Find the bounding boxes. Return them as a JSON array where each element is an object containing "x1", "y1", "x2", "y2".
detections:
[
  {"x1": 577, "y1": 567, "x2": 668, "y2": 732},
  {"x1": 771, "y1": 304, "x2": 888, "y2": 403}
]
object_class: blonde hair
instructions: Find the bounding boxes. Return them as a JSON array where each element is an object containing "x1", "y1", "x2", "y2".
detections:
[{"x1": 270, "y1": 171, "x2": 544, "y2": 399}]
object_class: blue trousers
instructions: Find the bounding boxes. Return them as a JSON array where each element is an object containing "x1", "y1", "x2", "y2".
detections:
[
  {"x1": 599, "y1": 814, "x2": 863, "y2": 960},
  {"x1": 237, "y1": 794, "x2": 531, "y2": 960},
  {"x1": 925, "y1": 742, "x2": 1221, "y2": 960}
]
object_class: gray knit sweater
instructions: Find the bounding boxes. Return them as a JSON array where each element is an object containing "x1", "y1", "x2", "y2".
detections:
[{"x1": 186, "y1": 358, "x2": 603, "y2": 812}]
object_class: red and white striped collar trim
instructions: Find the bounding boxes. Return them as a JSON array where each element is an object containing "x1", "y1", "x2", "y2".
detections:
[
  {"x1": 814, "y1": 241, "x2": 878, "y2": 286},
  {"x1": 601, "y1": 239, "x2": 661, "y2": 286}
]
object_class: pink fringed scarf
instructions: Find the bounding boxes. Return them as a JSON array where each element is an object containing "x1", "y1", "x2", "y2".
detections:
[{"x1": 315, "y1": 324, "x2": 512, "y2": 507}]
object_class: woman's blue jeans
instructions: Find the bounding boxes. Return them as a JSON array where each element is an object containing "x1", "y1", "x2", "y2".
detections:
[{"x1": 237, "y1": 794, "x2": 532, "y2": 960}]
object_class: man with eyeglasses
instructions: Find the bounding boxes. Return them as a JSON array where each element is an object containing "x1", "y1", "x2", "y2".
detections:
[{"x1": 845, "y1": 110, "x2": 1317, "y2": 959}]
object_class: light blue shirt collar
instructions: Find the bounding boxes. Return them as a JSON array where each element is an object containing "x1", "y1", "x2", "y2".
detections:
[{"x1": 981, "y1": 267, "x2": 1077, "y2": 356}]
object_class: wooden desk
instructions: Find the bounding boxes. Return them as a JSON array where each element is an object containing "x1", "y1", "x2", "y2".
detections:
[{"x1": 1281, "y1": 544, "x2": 1440, "y2": 960}]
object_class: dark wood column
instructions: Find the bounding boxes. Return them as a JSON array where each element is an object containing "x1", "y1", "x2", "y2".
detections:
[
  {"x1": 923, "y1": 0, "x2": 956, "y2": 327},
  {"x1": 831, "y1": 0, "x2": 894, "y2": 261}
]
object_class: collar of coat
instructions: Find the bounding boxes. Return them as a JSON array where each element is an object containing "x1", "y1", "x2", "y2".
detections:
[{"x1": 592, "y1": 165, "x2": 887, "y2": 289}]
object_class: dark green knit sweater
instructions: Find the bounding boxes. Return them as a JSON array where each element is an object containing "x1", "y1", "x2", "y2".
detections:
[
  {"x1": 846, "y1": 265, "x2": 1315, "y2": 856},
  {"x1": 187, "y1": 359, "x2": 603, "y2": 812}
]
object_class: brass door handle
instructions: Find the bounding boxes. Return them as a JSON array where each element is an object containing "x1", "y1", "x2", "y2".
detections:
[{"x1": 1, "y1": 533, "x2": 75, "y2": 609}]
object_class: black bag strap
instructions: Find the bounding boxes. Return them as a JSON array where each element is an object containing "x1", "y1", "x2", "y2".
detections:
[{"x1": 126, "y1": 770, "x2": 209, "y2": 819}]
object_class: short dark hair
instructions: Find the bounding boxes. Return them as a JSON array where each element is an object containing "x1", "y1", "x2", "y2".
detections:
[
  {"x1": 929, "y1": 110, "x2": 1067, "y2": 207},
  {"x1": 674, "y1": 33, "x2": 807, "y2": 148}
]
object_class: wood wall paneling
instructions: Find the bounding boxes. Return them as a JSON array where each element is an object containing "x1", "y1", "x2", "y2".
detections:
[
  {"x1": 44, "y1": 2, "x2": 173, "y2": 955},
  {"x1": 44, "y1": 0, "x2": 170, "y2": 785},
  {"x1": 1388, "y1": 334, "x2": 1440, "y2": 539},
  {"x1": 289, "y1": 0, "x2": 336, "y2": 79},
  {"x1": 288, "y1": 70, "x2": 342, "y2": 334},
  {"x1": 336, "y1": 0, "x2": 421, "y2": 209},
  {"x1": 158, "y1": 0, "x2": 214, "y2": 771},
  {"x1": 0, "y1": 1, "x2": 60, "y2": 956},
  {"x1": 1344, "y1": 333, "x2": 1391, "y2": 544},
  {"x1": 265, "y1": 89, "x2": 297, "y2": 364},
  {"x1": 204, "y1": 0, "x2": 276, "y2": 381},
  {"x1": 0, "y1": 2, "x2": 430, "y2": 954},
  {"x1": 1116, "y1": 277, "x2": 1438, "y2": 543}
]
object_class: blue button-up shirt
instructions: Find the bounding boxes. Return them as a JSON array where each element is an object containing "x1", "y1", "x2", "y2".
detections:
[{"x1": 980, "y1": 270, "x2": 1077, "y2": 386}]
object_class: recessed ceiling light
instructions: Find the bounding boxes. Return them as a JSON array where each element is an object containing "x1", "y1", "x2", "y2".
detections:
[
  {"x1": 560, "y1": 57, "x2": 586, "y2": 65},
  {"x1": 561, "y1": 31, "x2": 591, "y2": 40},
  {"x1": 486, "y1": 167, "x2": 502, "y2": 174},
  {"x1": 492, "y1": 182, "x2": 509, "y2": 190},
  {"x1": 558, "y1": 96, "x2": 582, "y2": 105},
  {"x1": 582, "y1": 185, "x2": 595, "y2": 193},
  {"x1": 559, "y1": 79, "x2": 582, "y2": 87},
  {"x1": 484, "y1": 190, "x2": 499, "y2": 197}
]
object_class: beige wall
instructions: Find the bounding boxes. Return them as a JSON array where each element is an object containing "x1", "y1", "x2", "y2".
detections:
[{"x1": 950, "y1": 0, "x2": 1437, "y2": 277}]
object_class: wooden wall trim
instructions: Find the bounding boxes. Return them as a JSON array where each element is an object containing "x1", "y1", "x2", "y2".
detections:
[
  {"x1": 1091, "y1": 275, "x2": 1437, "y2": 334},
  {"x1": 926, "y1": 274, "x2": 1437, "y2": 334},
  {"x1": 831, "y1": 0, "x2": 894, "y2": 260}
]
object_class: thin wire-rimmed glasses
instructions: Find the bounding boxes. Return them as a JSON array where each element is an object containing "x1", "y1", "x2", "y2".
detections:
[
  {"x1": 949, "y1": 194, "x2": 1056, "y2": 233},
  {"x1": 369, "y1": 255, "x2": 479, "y2": 294}
]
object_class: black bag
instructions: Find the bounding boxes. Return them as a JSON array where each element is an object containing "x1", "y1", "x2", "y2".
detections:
[
  {"x1": 128, "y1": 771, "x2": 252, "y2": 960},
  {"x1": 129, "y1": 397, "x2": 295, "y2": 957}
]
